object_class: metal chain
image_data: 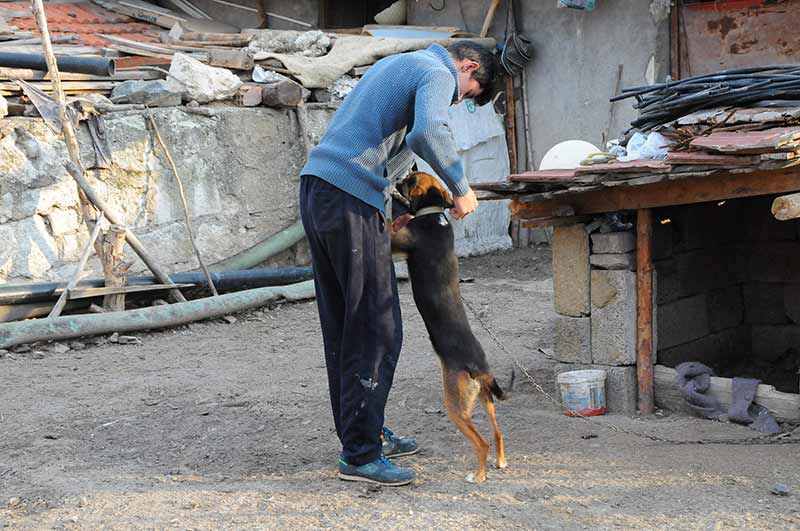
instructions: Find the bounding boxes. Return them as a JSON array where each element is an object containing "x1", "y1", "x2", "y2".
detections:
[{"x1": 460, "y1": 293, "x2": 800, "y2": 446}]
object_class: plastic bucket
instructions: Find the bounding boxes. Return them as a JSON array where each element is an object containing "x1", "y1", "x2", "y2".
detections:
[{"x1": 556, "y1": 369, "x2": 607, "y2": 416}]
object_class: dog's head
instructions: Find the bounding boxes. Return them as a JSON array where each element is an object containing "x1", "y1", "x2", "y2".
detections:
[{"x1": 397, "y1": 172, "x2": 454, "y2": 214}]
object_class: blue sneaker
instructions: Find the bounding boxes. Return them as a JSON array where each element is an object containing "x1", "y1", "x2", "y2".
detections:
[
  {"x1": 381, "y1": 427, "x2": 419, "y2": 458},
  {"x1": 338, "y1": 455, "x2": 416, "y2": 486}
]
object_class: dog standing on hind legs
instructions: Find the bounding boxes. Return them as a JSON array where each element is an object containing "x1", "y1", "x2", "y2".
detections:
[{"x1": 391, "y1": 172, "x2": 513, "y2": 483}]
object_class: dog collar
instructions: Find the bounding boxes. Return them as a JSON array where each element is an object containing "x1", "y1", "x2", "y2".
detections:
[{"x1": 414, "y1": 206, "x2": 446, "y2": 217}]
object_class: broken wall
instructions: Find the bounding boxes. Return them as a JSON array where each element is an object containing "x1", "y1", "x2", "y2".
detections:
[{"x1": 0, "y1": 105, "x2": 333, "y2": 283}]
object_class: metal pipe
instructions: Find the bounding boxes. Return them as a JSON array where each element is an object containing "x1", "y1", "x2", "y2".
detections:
[
  {"x1": 0, "y1": 281, "x2": 316, "y2": 350},
  {"x1": 636, "y1": 208, "x2": 655, "y2": 415},
  {"x1": 0, "y1": 267, "x2": 313, "y2": 306},
  {"x1": 209, "y1": 221, "x2": 306, "y2": 272},
  {"x1": 0, "y1": 52, "x2": 115, "y2": 77}
]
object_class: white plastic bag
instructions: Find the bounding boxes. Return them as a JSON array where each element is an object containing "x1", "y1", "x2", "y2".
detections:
[{"x1": 618, "y1": 131, "x2": 669, "y2": 162}]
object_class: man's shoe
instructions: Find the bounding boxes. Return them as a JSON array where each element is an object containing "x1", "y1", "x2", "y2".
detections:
[
  {"x1": 381, "y1": 426, "x2": 419, "y2": 458},
  {"x1": 338, "y1": 455, "x2": 416, "y2": 486}
]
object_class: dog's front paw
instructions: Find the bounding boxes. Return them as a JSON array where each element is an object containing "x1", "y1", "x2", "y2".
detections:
[
  {"x1": 465, "y1": 472, "x2": 485, "y2": 483},
  {"x1": 496, "y1": 459, "x2": 508, "y2": 469}
]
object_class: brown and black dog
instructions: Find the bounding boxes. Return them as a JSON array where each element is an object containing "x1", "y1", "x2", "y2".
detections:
[{"x1": 391, "y1": 172, "x2": 512, "y2": 483}]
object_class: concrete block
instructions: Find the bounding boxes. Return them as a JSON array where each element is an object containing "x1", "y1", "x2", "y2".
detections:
[
  {"x1": 590, "y1": 252, "x2": 636, "y2": 270},
  {"x1": 742, "y1": 282, "x2": 789, "y2": 325},
  {"x1": 652, "y1": 219, "x2": 673, "y2": 261},
  {"x1": 655, "y1": 246, "x2": 739, "y2": 304},
  {"x1": 751, "y1": 325, "x2": 800, "y2": 362},
  {"x1": 657, "y1": 294, "x2": 709, "y2": 350},
  {"x1": 784, "y1": 284, "x2": 800, "y2": 324},
  {"x1": 591, "y1": 231, "x2": 635, "y2": 254},
  {"x1": 657, "y1": 327, "x2": 750, "y2": 368},
  {"x1": 553, "y1": 224, "x2": 590, "y2": 317},
  {"x1": 554, "y1": 363, "x2": 638, "y2": 415},
  {"x1": 591, "y1": 270, "x2": 636, "y2": 365},
  {"x1": 553, "y1": 316, "x2": 592, "y2": 364},
  {"x1": 707, "y1": 286, "x2": 743, "y2": 332},
  {"x1": 743, "y1": 242, "x2": 800, "y2": 283}
]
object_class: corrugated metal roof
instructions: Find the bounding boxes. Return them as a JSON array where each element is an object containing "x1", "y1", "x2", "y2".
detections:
[{"x1": 0, "y1": 1, "x2": 163, "y2": 50}]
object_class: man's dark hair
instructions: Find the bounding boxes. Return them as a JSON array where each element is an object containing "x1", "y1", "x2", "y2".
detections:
[{"x1": 447, "y1": 41, "x2": 501, "y2": 106}]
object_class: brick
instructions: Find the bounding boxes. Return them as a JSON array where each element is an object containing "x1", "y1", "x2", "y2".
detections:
[
  {"x1": 553, "y1": 224, "x2": 590, "y2": 317},
  {"x1": 707, "y1": 286, "x2": 744, "y2": 332},
  {"x1": 591, "y1": 270, "x2": 636, "y2": 365},
  {"x1": 590, "y1": 252, "x2": 636, "y2": 270},
  {"x1": 590, "y1": 231, "x2": 635, "y2": 254},
  {"x1": 554, "y1": 363, "x2": 638, "y2": 415},
  {"x1": 657, "y1": 327, "x2": 749, "y2": 368},
  {"x1": 751, "y1": 325, "x2": 800, "y2": 362},
  {"x1": 657, "y1": 294, "x2": 709, "y2": 350},
  {"x1": 553, "y1": 316, "x2": 591, "y2": 363}
]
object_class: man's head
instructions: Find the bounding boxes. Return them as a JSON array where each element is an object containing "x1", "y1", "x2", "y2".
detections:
[{"x1": 447, "y1": 41, "x2": 501, "y2": 107}]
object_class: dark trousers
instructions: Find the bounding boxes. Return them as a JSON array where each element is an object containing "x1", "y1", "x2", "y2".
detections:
[{"x1": 299, "y1": 175, "x2": 403, "y2": 466}]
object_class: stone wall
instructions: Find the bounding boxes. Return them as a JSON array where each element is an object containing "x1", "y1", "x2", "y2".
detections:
[{"x1": 0, "y1": 106, "x2": 333, "y2": 283}]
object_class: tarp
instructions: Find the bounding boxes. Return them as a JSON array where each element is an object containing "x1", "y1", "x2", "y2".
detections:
[{"x1": 254, "y1": 35, "x2": 495, "y2": 89}]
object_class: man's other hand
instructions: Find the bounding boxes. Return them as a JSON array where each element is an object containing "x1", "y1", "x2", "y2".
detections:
[{"x1": 450, "y1": 189, "x2": 478, "y2": 220}]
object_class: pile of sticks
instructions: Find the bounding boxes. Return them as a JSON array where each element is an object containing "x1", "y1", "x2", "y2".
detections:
[{"x1": 612, "y1": 65, "x2": 800, "y2": 132}]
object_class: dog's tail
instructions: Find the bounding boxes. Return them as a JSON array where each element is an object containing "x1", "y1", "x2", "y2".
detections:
[{"x1": 483, "y1": 369, "x2": 515, "y2": 401}]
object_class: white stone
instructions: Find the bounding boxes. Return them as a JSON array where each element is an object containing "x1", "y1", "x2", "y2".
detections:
[
  {"x1": 0, "y1": 94, "x2": 8, "y2": 119},
  {"x1": 46, "y1": 207, "x2": 81, "y2": 236},
  {"x1": 0, "y1": 216, "x2": 59, "y2": 280},
  {"x1": 166, "y1": 53, "x2": 242, "y2": 103}
]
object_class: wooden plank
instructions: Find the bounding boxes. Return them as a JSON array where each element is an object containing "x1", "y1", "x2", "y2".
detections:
[
  {"x1": 510, "y1": 168, "x2": 577, "y2": 183},
  {"x1": 665, "y1": 151, "x2": 760, "y2": 166},
  {"x1": 573, "y1": 159, "x2": 672, "y2": 175},
  {"x1": 511, "y1": 167, "x2": 800, "y2": 219},
  {"x1": 67, "y1": 283, "x2": 194, "y2": 299},
  {"x1": 690, "y1": 127, "x2": 800, "y2": 154},
  {"x1": 520, "y1": 215, "x2": 594, "y2": 229},
  {"x1": 0, "y1": 67, "x2": 161, "y2": 81},
  {"x1": 654, "y1": 365, "x2": 800, "y2": 422},
  {"x1": 637, "y1": 209, "x2": 655, "y2": 415}
]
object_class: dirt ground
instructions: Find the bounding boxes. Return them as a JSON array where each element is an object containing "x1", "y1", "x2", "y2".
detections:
[{"x1": 2, "y1": 246, "x2": 800, "y2": 530}]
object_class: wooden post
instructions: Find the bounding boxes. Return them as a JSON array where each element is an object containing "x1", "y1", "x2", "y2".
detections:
[
  {"x1": 636, "y1": 208, "x2": 655, "y2": 414},
  {"x1": 480, "y1": 0, "x2": 502, "y2": 37},
  {"x1": 31, "y1": 0, "x2": 104, "y2": 259},
  {"x1": 48, "y1": 218, "x2": 104, "y2": 319},
  {"x1": 101, "y1": 224, "x2": 128, "y2": 312},
  {"x1": 64, "y1": 162, "x2": 187, "y2": 303},
  {"x1": 504, "y1": 74, "x2": 518, "y2": 175}
]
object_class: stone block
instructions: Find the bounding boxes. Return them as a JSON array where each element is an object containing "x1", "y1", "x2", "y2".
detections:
[
  {"x1": 166, "y1": 53, "x2": 242, "y2": 103},
  {"x1": 45, "y1": 207, "x2": 80, "y2": 237},
  {"x1": 110, "y1": 80, "x2": 182, "y2": 107},
  {"x1": 553, "y1": 316, "x2": 591, "y2": 363},
  {"x1": 590, "y1": 252, "x2": 636, "y2": 270},
  {"x1": 751, "y1": 325, "x2": 800, "y2": 362},
  {"x1": 742, "y1": 282, "x2": 789, "y2": 325},
  {"x1": 0, "y1": 215, "x2": 59, "y2": 280},
  {"x1": 590, "y1": 231, "x2": 635, "y2": 254},
  {"x1": 655, "y1": 246, "x2": 738, "y2": 304},
  {"x1": 707, "y1": 286, "x2": 744, "y2": 332},
  {"x1": 657, "y1": 294, "x2": 709, "y2": 350},
  {"x1": 554, "y1": 363, "x2": 638, "y2": 415},
  {"x1": 657, "y1": 327, "x2": 750, "y2": 368},
  {"x1": 652, "y1": 219, "x2": 673, "y2": 261},
  {"x1": 742, "y1": 242, "x2": 800, "y2": 283},
  {"x1": 553, "y1": 224, "x2": 590, "y2": 317},
  {"x1": 591, "y1": 270, "x2": 636, "y2": 365}
]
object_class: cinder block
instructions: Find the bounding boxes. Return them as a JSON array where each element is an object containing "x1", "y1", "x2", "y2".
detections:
[
  {"x1": 751, "y1": 325, "x2": 800, "y2": 362},
  {"x1": 590, "y1": 252, "x2": 636, "y2": 270},
  {"x1": 655, "y1": 247, "x2": 739, "y2": 304},
  {"x1": 707, "y1": 286, "x2": 744, "y2": 332},
  {"x1": 652, "y1": 219, "x2": 673, "y2": 261},
  {"x1": 743, "y1": 242, "x2": 800, "y2": 283},
  {"x1": 591, "y1": 270, "x2": 636, "y2": 365},
  {"x1": 553, "y1": 316, "x2": 592, "y2": 363},
  {"x1": 554, "y1": 363, "x2": 638, "y2": 415},
  {"x1": 553, "y1": 224, "x2": 590, "y2": 317},
  {"x1": 591, "y1": 231, "x2": 635, "y2": 254},
  {"x1": 657, "y1": 327, "x2": 750, "y2": 368},
  {"x1": 742, "y1": 282, "x2": 789, "y2": 325},
  {"x1": 657, "y1": 294, "x2": 709, "y2": 350}
]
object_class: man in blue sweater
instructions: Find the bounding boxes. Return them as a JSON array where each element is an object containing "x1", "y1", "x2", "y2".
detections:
[{"x1": 299, "y1": 41, "x2": 500, "y2": 486}]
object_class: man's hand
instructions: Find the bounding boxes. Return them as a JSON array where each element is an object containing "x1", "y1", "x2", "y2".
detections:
[
  {"x1": 392, "y1": 214, "x2": 414, "y2": 232},
  {"x1": 450, "y1": 188, "x2": 478, "y2": 220}
]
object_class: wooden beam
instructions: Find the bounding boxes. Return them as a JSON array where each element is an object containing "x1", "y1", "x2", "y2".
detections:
[
  {"x1": 511, "y1": 167, "x2": 800, "y2": 219},
  {"x1": 504, "y1": 74, "x2": 517, "y2": 175},
  {"x1": 636, "y1": 208, "x2": 654, "y2": 415},
  {"x1": 520, "y1": 215, "x2": 593, "y2": 229}
]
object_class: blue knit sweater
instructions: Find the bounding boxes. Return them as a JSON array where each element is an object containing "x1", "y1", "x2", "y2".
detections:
[{"x1": 301, "y1": 43, "x2": 470, "y2": 212}]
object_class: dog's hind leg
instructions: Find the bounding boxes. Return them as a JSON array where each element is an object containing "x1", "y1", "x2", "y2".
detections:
[
  {"x1": 442, "y1": 368, "x2": 490, "y2": 483},
  {"x1": 479, "y1": 390, "x2": 507, "y2": 470}
]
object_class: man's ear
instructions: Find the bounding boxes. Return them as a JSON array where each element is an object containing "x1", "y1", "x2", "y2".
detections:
[{"x1": 462, "y1": 59, "x2": 480, "y2": 73}]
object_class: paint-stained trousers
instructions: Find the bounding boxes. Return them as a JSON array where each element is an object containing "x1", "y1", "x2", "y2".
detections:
[{"x1": 299, "y1": 175, "x2": 403, "y2": 466}]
